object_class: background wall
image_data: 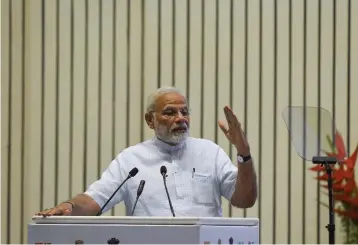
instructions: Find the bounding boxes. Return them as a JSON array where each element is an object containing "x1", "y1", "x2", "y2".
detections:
[{"x1": 1, "y1": 0, "x2": 358, "y2": 243}]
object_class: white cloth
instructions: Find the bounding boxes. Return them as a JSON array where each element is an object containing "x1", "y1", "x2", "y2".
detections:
[{"x1": 85, "y1": 136, "x2": 238, "y2": 217}]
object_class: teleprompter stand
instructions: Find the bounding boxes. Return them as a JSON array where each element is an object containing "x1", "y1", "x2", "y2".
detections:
[{"x1": 312, "y1": 156, "x2": 337, "y2": 245}]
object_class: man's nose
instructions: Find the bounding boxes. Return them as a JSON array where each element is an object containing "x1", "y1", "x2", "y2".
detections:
[{"x1": 174, "y1": 112, "x2": 188, "y2": 123}]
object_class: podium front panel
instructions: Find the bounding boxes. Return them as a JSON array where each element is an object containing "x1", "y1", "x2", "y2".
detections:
[
  {"x1": 28, "y1": 224, "x2": 200, "y2": 244},
  {"x1": 199, "y1": 225, "x2": 259, "y2": 244},
  {"x1": 28, "y1": 216, "x2": 259, "y2": 244}
]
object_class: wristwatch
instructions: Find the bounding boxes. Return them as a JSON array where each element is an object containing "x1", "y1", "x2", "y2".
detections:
[{"x1": 237, "y1": 153, "x2": 251, "y2": 164}]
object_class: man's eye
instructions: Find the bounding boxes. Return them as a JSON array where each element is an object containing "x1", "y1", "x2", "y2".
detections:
[{"x1": 164, "y1": 110, "x2": 175, "y2": 115}]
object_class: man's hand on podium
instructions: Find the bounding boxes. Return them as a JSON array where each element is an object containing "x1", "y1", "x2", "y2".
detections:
[
  {"x1": 35, "y1": 202, "x2": 73, "y2": 216},
  {"x1": 35, "y1": 194, "x2": 102, "y2": 216}
]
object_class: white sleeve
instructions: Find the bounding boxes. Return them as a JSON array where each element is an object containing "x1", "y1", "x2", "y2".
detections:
[
  {"x1": 216, "y1": 147, "x2": 238, "y2": 201},
  {"x1": 84, "y1": 154, "x2": 128, "y2": 214}
]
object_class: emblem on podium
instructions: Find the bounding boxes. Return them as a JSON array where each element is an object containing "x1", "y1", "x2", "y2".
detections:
[
  {"x1": 229, "y1": 237, "x2": 233, "y2": 244},
  {"x1": 107, "y1": 237, "x2": 120, "y2": 244}
]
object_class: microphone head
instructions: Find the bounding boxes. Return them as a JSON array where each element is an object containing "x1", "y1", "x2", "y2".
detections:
[
  {"x1": 137, "y1": 180, "x2": 146, "y2": 196},
  {"x1": 129, "y1": 167, "x2": 139, "y2": 177},
  {"x1": 139, "y1": 180, "x2": 145, "y2": 187},
  {"x1": 160, "y1": 166, "x2": 167, "y2": 175}
]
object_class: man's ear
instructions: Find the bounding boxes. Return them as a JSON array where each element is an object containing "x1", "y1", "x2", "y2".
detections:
[{"x1": 145, "y1": 113, "x2": 155, "y2": 129}]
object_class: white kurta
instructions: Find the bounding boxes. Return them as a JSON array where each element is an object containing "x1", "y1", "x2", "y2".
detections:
[{"x1": 85, "y1": 136, "x2": 238, "y2": 217}]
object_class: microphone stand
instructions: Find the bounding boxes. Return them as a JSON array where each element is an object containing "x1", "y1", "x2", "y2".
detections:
[
  {"x1": 96, "y1": 175, "x2": 130, "y2": 216},
  {"x1": 131, "y1": 180, "x2": 145, "y2": 215},
  {"x1": 131, "y1": 196, "x2": 140, "y2": 216},
  {"x1": 162, "y1": 174, "x2": 175, "y2": 217},
  {"x1": 312, "y1": 156, "x2": 337, "y2": 245}
]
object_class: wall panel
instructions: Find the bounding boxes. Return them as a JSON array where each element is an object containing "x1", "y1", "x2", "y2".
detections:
[
  {"x1": 258, "y1": 1, "x2": 275, "y2": 242},
  {"x1": 230, "y1": 0, "x2": 250, "y2": 221},
  {"x1": 1, "y1": 0, "x2": 358, "y2": 243},
  {"x1": 305, "y1": 0, "x2": 320, "y2": 242},
  {"x1": 160, "y1": 0, "x2": 174, "y2": 88},
  {"x1": 202, "y1": 0, "x2": 217, "y2": 144},
  {"x1": 71, "y1": 0, "x2": 86, "y2": 198},
  {"x1": 319, "y1": 1, "x2": 335, "y2": 242},
  {"x1": 187, "y1": 0, "x2": 202, "y2": 140},
  {"x1": 290, "y1": 0, "x2": 305, "y2": 243},
  {"x1": 1, "y1": 0, "x2": 10, "y2": 243},
  {"x1": 128, "y1": 0, "x2": 143, "y2": 148},
  {"x1": 112, "y1": 0, "x2": 129, "y2": 216},
  {"x1": 42, "y1": 0, "x2": 57, "y2": 213},
  {"x1": 57, "y1": 0, "x2": 72, "y2": 208},
  {"x1": 24, "y1": 0, "x2": 44, "y2": 243},
  {"x1": 275, "y1": 0, "x2": 290, "y2": 242},
  {"x1": 141, "y1": 0, "x2": 157, "y2": 143},
  {"x1": 351, "y1": 0, "x2": 358, "y2": 161},
  {"x1": 245, "y1": 0, "x2": 260, "y2": 221}
]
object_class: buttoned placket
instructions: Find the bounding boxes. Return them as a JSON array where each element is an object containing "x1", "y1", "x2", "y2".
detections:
[{"x1": 171, "y1": 150, "x2": 181, "y2": 198}]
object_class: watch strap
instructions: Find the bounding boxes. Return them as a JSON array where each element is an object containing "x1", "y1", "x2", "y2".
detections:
[{"x1": 237, "y1": 153, "x2": 251, "y2": 163}]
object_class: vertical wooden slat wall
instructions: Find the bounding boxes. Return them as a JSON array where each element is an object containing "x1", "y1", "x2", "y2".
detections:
[{"x1": 1, "y1": 0, "x2": 358, "y2": 244}]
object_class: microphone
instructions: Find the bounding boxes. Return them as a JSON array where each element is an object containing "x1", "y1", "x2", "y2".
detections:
[
  {"x1": 160, "y1": 166, "x2": 175, "y2": 217},
  {"x1": 96, "y1": 167, "x2": 139, "y2": 216},
  {"x1": 131, "y1": 180, "x2": 146, "y2": 215}
]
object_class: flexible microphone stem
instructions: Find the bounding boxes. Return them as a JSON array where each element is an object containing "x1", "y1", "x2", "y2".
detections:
[
  {"x1": 96, "y1": 167, "x2": 139, "y2": 216},
  {"x1": 96, "y1": 175, "x2": 130, "y2": 216},
  {"x1": 162, "y1": 175, "x2": 175, "y2": 217},
  {"x1": 131, "y1": 180, "x2": 146, "y2": 215},
  {"x1": 131, "y1": 197, "x2": 140, "y2": 216}
]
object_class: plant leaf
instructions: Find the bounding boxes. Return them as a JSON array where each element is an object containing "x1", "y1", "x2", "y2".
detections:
[
  {"x1": 335, "y1": 131, "x2": 347, "y2": 160},
  {"x1": 335, "y1": 208, "x2": 358, "y2": 220},
  {"x1": 343, "y1": 144, "x2": 358, "y2": 169}
]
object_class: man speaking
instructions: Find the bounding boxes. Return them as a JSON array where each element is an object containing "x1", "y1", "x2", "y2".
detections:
[{"x1": 36, "y1": 87, "x2": 257, "y2": 217}]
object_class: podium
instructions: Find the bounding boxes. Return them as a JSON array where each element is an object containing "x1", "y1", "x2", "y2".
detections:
[{"x1": 28, "y1": 216, "x2": 259, "y2": 244}]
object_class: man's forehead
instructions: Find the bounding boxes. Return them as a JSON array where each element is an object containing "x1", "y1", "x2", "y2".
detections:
[
  {"x1": 156, "y1": 93, "x2": 187, "y2": 109},
  {"x1": 163, "y1": 104, "x2": 188, "y2": 109}
]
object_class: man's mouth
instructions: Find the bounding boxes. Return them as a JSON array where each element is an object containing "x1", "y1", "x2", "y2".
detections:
[{"x1": 172, "y1": 127, "x2": 187, "y2": 132}]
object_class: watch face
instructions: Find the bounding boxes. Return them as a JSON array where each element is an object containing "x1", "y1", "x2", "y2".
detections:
[{"x1": 237, "y1": 155, "x2": 243, "y2": 163}]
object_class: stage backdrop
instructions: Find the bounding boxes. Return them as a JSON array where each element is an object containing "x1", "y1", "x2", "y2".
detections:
[{"x1": 2, "y1": 0, "x2": 358, "y2": 243}]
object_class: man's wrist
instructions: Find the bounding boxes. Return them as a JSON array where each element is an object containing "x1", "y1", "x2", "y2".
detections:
[
  {"x1": 237, "y1": 153, "x2": 251, "y2": 163},
  {"x1": 62, "y1": 201, "x2": 74, "y2": 209},
  {"x1": 235, "y1": 145, "x2": 250, "y2": 156}
]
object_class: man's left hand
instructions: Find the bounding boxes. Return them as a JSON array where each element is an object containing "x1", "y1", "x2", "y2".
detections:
[{"x1": 218, "y1": 106, "x2": 250, "y2": 156}]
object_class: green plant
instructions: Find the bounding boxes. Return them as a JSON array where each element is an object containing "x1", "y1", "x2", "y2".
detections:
[{"x1": 309, "y1": 131, "x2": 358, "y2": 244}]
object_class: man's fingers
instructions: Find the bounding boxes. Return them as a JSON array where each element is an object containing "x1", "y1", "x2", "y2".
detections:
[
  {"x1": 231, "y1": 113, "x2": 241, "y2": 127},
  {"x1": 226, "y1": 107, "x2": 241, "y2": 125},
  {"x1": 224, "y1": 106, "x2": 240, "y2": 127},
  {"x1": 48, "y1": 208, "x2": 65, "y2": 216},
  {"x1": 223, "y1": 107, "x2": 234, "y2": 124},
  {"x1": 35, "y1": 202, "x2": 73, "y2": 217},
  {"x1": 218, "y1": 120, "x2": 228, "y2": 134},
  {"x1": 62, "y1": 208, "x2": 71, "y2": 215},
  {"x1": 36, "y1": 208, "x2": 65, "y2": 217},
  {"x1": 36, "y1": 209, "x2": 52, "y2": 216}
]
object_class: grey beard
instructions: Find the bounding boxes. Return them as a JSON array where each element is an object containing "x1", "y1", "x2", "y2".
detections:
[
  {"x1": 155, "y1": 124, "x2": 189, "y2": 145},
  {"x1": 164, "y1": 130, "x2": 189, "y2": 144}
]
